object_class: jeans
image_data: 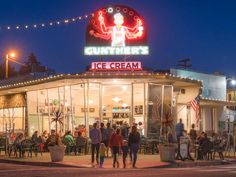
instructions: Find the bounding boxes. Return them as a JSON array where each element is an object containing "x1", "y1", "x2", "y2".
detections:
[
  {"x1": 122, "y1": 152, "x2": 128, "y2": 168},
  {"x1": 100, "y1": 156, "x2": 105, "y2": 167},
  {"x1": 91, "y1": 143, "x2": 100, "y2": 164},
  {"x1": 130, "y1": 144, "x2": 139, "y2": 167},
  {"x1": 112, "y1": 146, "x2": 120, "y2": 167}
]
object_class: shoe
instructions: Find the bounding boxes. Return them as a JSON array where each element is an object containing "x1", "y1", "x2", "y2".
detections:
[{"x1": 117, "y1": 162, "x2": 120, "y2": 168}]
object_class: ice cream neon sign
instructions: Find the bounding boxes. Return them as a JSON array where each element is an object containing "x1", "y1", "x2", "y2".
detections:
[
  {"x1": 84, "y1": 5, "x2": 149, "y2": 55},
  {"x1": 90, "y1": 61, "x2": 142, "y2": 71}
]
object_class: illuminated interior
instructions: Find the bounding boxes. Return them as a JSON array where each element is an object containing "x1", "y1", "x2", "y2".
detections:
[{"x1": 0, "y1": 74, "x2": 202, "y2": 137}]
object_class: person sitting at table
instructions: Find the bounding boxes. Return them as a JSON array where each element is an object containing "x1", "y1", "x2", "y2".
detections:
[
  {"x1": 13, "y1": 133, "x2": 24, "y2": 157},
  {"x1": 76, "y1": 131, "x2": 87, "y2": 154},
  {"x1": 198, "y1": 133, "x2": 213, "y2": 160},
  {"x1": 46, "y1": 130, "x2": 59, "y2": 148},
  {"x1": 63, "y1": 131, "x2": 75, "y2": 153}
]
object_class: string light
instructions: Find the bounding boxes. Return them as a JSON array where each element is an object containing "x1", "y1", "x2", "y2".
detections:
[{"x1": 0, "y1": 13, "x2": 93, "y2": 31}]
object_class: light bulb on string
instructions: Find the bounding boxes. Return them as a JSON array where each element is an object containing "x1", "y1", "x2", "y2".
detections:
[{"x1": 0, "y1": 12, "x2": 92, "y2": 31}]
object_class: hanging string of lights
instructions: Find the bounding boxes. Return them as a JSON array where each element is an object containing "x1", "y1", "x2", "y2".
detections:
[{"x1": 0, "y1": 13, "x2": 93, "y2": 31}]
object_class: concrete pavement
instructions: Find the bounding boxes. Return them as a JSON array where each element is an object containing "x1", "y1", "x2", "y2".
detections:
[{"x1": 0, "y1": 153, "x2": 235, "y2": 169}]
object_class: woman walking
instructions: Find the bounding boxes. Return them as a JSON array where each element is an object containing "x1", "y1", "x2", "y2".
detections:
[
  {"x1": 128, "y1": 126, "x2": 140, "y2": 168},
  {"x1": 109, "y1": 128, "x2": 123, "y2": 168}
]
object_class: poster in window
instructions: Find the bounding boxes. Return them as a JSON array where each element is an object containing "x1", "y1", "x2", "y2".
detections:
[{"x1": 134, "y1": 105, "x2": 143, "y2": 115}]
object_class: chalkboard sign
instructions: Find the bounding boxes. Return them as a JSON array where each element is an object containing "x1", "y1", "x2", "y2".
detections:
[{"x1": 180, "y1": 136, "x2": 189, "y2": 159}]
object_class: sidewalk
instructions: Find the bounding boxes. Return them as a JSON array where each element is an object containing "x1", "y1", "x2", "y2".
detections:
[{"x1": 0, "y1": 153, "x2": 235, "y2": 169}]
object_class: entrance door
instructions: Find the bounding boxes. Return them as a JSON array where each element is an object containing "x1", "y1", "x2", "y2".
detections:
[
  {"x1": 102, "y1": 84, "x2": 131, "y2": 126},
  {"x1": 147, "y1": 84, "x2": 162, "y2": 138}
]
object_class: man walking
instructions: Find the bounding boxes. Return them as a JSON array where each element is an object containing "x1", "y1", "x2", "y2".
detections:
[
  {"x1": 175, "y1": 118, "x2": 184, "y2": 141},
  {"x1": 90, "y1": 123, "x2": 101, "y2": 166}
]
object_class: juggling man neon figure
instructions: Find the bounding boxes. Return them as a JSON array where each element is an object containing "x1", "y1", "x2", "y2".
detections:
[{"x1": 90, "y1": 11, "x2": 144, "y2": 47}]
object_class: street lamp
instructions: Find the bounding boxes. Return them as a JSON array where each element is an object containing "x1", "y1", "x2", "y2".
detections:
[
  {"x1": 5, "y1": 52, "x2": 16, "y2": 79},
  {"x1": 5, "y1": 51, "x2": 26, "y2": 79}
]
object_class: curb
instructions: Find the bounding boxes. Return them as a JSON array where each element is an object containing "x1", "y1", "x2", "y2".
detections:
[
  {"x1": 175, "y1": 159, "x2": 236, "y2": 168},
  {"x1": 1, "y1": 158, "x2": 236, "y2": 169},
  {"x1": 145, "y1": 159, "x2": 236, "y2": 169},
  {"x1": 0, "y1": 159, "x2": 88, "y2": 168}
]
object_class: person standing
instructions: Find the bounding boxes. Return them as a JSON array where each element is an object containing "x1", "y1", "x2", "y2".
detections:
[
  {"x1": 189, "y1": 124, "x2": 197, "y2": 141},
  {"x1": 100, "y1": 123, "x2": 108, "y2": 146},
  {"x1": 189, "y1": 124, "x2": 197, "y2": 151},
  {"x1": 121, "y1": 140, "x2": 129, "y2": 168},
  {"x1": 89, "y1": 123, "x2": 101, "y2": 166},
  {"x1": 175, "y1": 118, "x2": 184, "y2": 141},
  {"x1": 99, "y1": 143, "x2": 107, "y2": 168},
  {"x1": 105, "y1": 122, "x2": 114, "y2": 157},
  {"x1": 128, "y1": 126, "x2": 140, "y2": 168},
  {"x1": 109, "y1": 128, "x2": 123, "y2": 168}
]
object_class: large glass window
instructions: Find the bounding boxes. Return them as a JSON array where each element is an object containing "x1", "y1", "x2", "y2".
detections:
[
  {"x1": 133, "y1": 83, "x2": 145, "y2": 136},
  {"x1": 88, "y1": 83, "x2": 100, "y2": 128},
  {"x1": 0, "y1": 107, "x2": 25, "y2": 133},
  {"x1": 102, "y1": 84, "x2": 131, "y2": 125},
  {"x1": 71, "y1": 84, "x2": 86, "y2": 134},
  {"x1": 147, "y1": 84, "x2": 162, "y2": 138}
]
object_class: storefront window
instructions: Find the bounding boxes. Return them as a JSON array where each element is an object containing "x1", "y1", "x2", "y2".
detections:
[
  {"x1": 48, "y1": 88, "x2": 60, "y2": 132},
  {"x1": 102, "y1": 84, "x2": 131, "y2": 126},
  {"x1": 71, "y1": 84, "x2": 86, "y2": 135},
  {"x1": 133, "y1": 83, "x2": 145, "y2": 136},
  {"x1": 0, "y1": 107, "x2": 25, "y2": 132},
  {"x1": 88, "y1": 83, "x2": 100, "y2": 128},
  {"x1": 28, "y1": 90, "x2": 49, "y2": 135},
  {"x1": 147, "y1": 84, "x2": 162, "y2": 138},
  {"x1": 162, "y1": 85, "x2": 173, "y2": 135}
]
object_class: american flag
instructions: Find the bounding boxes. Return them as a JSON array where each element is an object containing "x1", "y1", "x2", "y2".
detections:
[{"x1": 191, "y1": 96, "x2": 200, "y2": 127}]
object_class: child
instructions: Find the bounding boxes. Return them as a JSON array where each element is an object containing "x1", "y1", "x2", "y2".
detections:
[
  {"x1": 99, "y1": 143, "x2": 107, "y2": 168},
  {"x1": 121, "y1": 140, "x2": 129, "y2": 168}
]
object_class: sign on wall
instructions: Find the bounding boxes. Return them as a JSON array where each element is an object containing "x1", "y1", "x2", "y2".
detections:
[
  {"x1": 84, "y1": 5, "x2": 149, "y2": 55},
  {"x1": 90, "y1": 61, "x2": 142, "y2": 71}
]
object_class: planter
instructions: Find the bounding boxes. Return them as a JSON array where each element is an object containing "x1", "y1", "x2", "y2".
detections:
[
  {"x1": 158, "y1": 144, "x2": 176, "y2": 162},
  {"x1": 48, "y1": 145, "x2": 65, "y2": 162}
]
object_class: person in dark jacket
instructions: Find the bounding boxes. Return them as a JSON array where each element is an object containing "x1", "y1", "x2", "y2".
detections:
[
  {"x1": 175, "y1": 118, "x2": 184, "y2": 141},
  {"x1": 128, "y1": 126, "x2": 140, "y2": 168}
]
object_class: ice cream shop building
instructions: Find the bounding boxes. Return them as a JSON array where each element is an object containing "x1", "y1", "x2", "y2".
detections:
[{"x1": 0, "y1": 5, "x2": 233, "y2": 137}]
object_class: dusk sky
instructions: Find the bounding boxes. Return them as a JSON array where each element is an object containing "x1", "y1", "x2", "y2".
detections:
[{"x1": 0, "y1": 0, "x2": 235, "y2": 75}]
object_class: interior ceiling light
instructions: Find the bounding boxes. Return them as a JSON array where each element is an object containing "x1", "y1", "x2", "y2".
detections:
[{"x1": 112, "y1": 96, "x2": 121, "y2": 102}]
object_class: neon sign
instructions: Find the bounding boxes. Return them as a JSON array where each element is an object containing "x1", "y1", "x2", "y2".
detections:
[
  {"x1": 84, "y1": 5, "x2": 149, "y2": 55},
  {"x1": 90, "y1": 61, "x2": 142, "y2": 71}
]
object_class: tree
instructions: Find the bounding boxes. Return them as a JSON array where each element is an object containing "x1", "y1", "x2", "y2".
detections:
[{"x1": 19, "y1": 53, "x2": 48, "y2": 75}]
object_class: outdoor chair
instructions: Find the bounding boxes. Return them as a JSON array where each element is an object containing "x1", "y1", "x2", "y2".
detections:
[
  {"x1": 198, "y1": 140, "x2": 213, "y2": 160},
  {"x1": 0, "y1": 137, "x2": 7, "y2": 155},
  {"x1": 75, "y1": 137, "x2": 88, "y2": 155},
  {"x1": 212, "y1": 139, "x2": 226, "y2": 160},
  {"x1": 63, "y1": 140, "x2": 76, "y2": 155},
  {"x1": 21, "y1": 139, "x2": 34, "y2": 158}
]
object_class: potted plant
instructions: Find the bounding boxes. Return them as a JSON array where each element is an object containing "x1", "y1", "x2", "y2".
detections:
[
  {"x1": 48, "y1": 110, "x2": 65, "y2": 162},
  {"x1": 158, "y1": 106, "x2": 176, "y2": 162}
]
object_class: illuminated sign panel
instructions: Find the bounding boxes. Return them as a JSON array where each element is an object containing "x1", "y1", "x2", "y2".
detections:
[
  {"x1": 90, "y1": 61, "x2": 142, "y2": 71},
  {"x1": 84, "y1": 46, "x2": 148, "y2": 55},
  {"x1": 84, "y1": 5, "x2": 149, "y2": 55}
]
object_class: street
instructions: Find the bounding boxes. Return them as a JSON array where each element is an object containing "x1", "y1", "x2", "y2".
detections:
[{"x1": 0, "y1": 163, "x2": 236, "y2": 177}]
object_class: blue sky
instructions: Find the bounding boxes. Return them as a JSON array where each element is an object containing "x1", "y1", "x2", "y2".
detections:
[{"x1": 0, "y1": 0, "x2": 235, "y2": 75}]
